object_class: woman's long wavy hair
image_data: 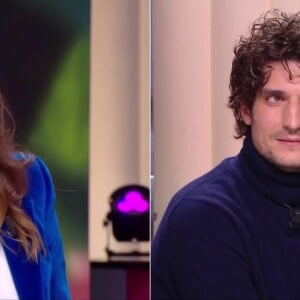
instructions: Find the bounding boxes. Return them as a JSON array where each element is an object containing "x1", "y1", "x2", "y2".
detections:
[
  {"x1": 228, "y1": 9, "x2": 300, "y2": 138},
  {"x1": 0, "y1": 93, "x2": 44, "y2": 262}
]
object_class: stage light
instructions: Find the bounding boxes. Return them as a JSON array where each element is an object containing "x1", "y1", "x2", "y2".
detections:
[{"x1": 104, "y1": 185, "x2": 150, "y2": 258}]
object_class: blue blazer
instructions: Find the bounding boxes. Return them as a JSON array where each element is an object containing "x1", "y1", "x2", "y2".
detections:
[{"x1": 2, "y1": 156, "x2": 70, "y2": 300}]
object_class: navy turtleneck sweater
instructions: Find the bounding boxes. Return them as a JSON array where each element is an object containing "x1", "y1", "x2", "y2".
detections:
[{"x1": 152, "y1": 136, "x2": 300, "y2": 300}]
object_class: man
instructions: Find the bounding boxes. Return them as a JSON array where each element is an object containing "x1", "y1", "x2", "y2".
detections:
[{"x1": 151, "y1": 9, "x2": 300, "y2": 299}]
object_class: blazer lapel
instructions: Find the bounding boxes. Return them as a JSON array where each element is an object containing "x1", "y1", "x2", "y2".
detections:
[
  {"x1": 3, "y1": 236, "x2": 44, "y2": 300},
  {"x1": 2, "y1": 195, "x2": 45, "y2": 300}
]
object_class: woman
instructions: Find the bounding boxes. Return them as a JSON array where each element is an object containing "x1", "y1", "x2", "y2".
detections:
[{"x1": 0, "y1": 94, "x2": 70, "y2": 299}]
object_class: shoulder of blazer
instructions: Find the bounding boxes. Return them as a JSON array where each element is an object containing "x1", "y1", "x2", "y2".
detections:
[{"x1": 24, "y1": 155, "x2": 56, "y2": 224}]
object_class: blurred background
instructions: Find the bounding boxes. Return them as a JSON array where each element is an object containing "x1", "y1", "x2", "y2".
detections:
[
  {"x1": 0, "y1": 1, "x2": 90, "y2": 299},
  {"x1": 89, "y1": 1, "x2": 150, "y2": 299}
]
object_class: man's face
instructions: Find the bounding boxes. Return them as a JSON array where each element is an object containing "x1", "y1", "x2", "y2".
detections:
[{"x1": 241, "y1": 60, "x2": 300, "y2": 172}]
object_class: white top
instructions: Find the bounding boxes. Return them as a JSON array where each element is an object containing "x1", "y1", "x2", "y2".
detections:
[{"x1": 0, "y1": 243, "x2": 19, "y2": 300}]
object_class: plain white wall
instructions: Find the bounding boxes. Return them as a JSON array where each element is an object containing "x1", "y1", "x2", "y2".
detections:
[
  {"x1": 89, "y1": 0, "x2": 149, "y2": 261},
  {"x1": 152, "y1": 0, "x2": 212, "y2": 232}
]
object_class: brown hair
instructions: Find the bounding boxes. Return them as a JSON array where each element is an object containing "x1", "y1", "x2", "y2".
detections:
[
  {"x1": 228, "y1": 9, "x2": 300, "y2": 138},
  {"x1": 0, "y1": 93, "x2": 44, "y2": 262}
]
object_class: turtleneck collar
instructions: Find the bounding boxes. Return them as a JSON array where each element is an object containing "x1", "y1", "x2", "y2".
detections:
[{"x1": 239, "y1": 135, "x2": 300, "y2": 207}]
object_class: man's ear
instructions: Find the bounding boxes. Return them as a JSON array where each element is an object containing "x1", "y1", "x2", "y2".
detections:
[{"x1": 240, "y1": 102, "x2": 252, "y2": 125}]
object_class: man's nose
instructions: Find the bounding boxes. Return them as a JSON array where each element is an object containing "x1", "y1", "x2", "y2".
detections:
[{"x1": 283, "y1": 98, "x2": 300, "y2": 133}]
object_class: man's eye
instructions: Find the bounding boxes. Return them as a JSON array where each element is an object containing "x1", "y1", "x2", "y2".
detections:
[{"x1": 266, "y1": 95, "x2": 283, "y2": 102}]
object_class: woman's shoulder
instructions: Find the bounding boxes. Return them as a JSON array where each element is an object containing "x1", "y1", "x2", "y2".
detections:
[
  {"x1": 21, "y1": 153, "x2": 56, "y2": 216},
  {"x1": 26, "y1": 155, "x2": 53, "y2": 184}
]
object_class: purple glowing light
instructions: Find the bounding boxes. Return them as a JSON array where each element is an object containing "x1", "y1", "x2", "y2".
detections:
[{"x1": 116, "y1": 190, "x2": 149, "y2": 213}]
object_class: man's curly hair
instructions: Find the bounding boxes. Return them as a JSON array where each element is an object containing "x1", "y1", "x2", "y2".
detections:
[{"x1": 228, "y1": 9, "x2": 300, "y2": 138}]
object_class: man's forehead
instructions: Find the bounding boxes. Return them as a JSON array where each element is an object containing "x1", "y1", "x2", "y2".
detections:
[{"x1": 265, "y1": 60, "x2": 300, "y2": 83}]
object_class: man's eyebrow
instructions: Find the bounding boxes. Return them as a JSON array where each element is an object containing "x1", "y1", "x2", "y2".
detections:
[{"x1": 260, "y1": 88, "x2": 286, "y2": 95}]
